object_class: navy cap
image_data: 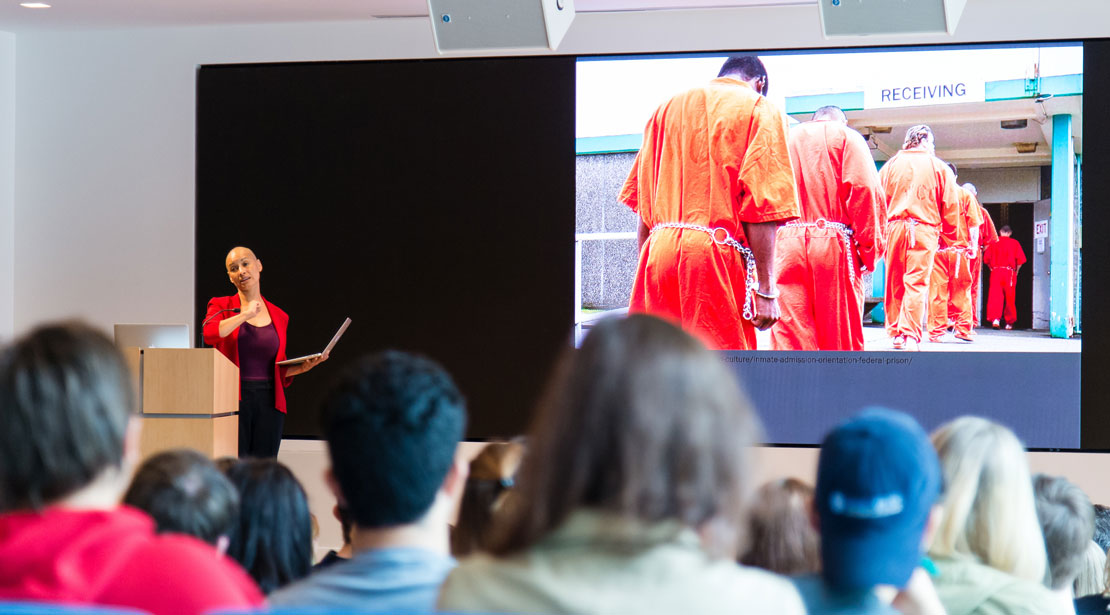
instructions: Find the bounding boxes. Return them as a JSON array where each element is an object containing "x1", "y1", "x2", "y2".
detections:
[{"x1": 816, "y1": 408, "x2": 942, "y2": 590}]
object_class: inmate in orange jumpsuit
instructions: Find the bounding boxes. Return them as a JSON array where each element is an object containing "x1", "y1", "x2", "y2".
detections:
[
  {"x1": 770, "y1": 120, "x2": 884, "y2": 351},
  {"x1": 620, "y1": 78, "x2": 799, "y2": 350},
  {"x1": 879, "y1": 150, "x2": 961, "y2": 344},
  {"x1": 971, "y1": 206, "x2": 998, "y2": 326},
  {"x1": 926, "y1": 188, "x2": 983, "y2": 341},
  {"x1": 984, "y1": 236, "x2": 1026, "y2": 326}
]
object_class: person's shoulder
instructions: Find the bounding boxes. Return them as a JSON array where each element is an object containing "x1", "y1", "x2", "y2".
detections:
[
  {"x1": 207, "y1": 294, "x2": 236, "y2": 309},
  {"x1": 933, "y1": 557, "x2": 1056, "y2": 614},
  {"x1": 131, "y1": 533, "x2": 263, "y2": 596}
]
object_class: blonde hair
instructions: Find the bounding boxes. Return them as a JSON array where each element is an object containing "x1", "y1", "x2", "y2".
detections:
[
  {"x1": 928, "y1": 416, "x2": 1048, "y2": 583},
  {"x1": 1073, "y1": 541, "x2": 1107, "y2": 597}
]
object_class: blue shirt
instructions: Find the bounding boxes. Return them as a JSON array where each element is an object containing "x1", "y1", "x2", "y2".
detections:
[
  {"x1": 268, "y1": 547, "x2": 455, "y2": 613},
  {"x1": 792, "y1": 574, "x2": 900, "y2": 615}
]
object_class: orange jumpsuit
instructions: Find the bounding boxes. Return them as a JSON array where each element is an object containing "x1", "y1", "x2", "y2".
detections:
[
  {"x1": 971, "y1": 206, "x2": 998, "y2": 326},
  {"x1": 619, "y1": 78, "x2": 799, "y2": 350},
  {"x1": 984, "y1": 236, "x2": 1026, "y2": 326},
  {"x1": 926, "y1": 188, "x2": 983, "y2": 340},
  {"x1": 770, "y1": 120, "x2": 884, "y2": 351},
  {"x1": 878, "y1": 150, "x2": 961, "y2": 344}
]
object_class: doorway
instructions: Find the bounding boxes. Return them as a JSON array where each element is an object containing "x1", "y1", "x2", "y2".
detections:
[{"x1": 981, "y1": 202, "x2": 1034, "y2": 330}]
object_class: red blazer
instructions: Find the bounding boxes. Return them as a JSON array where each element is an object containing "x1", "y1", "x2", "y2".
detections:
[{"x1": 203, "y1": 294, "x2": 293, "y2": 413}]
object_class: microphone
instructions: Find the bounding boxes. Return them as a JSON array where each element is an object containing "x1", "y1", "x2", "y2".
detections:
[{"x1": 200, "y1": 308, "x2": 241, "y2": 347}]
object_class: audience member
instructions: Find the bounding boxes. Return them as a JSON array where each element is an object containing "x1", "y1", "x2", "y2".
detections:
[
  {"x1": 224, "y1": 458, "x2": 313, "y2": 594},
  {"x1": 928, "y1": 416, "x2": 1058, "y2": 615},
  {"x1": 314, "y1": 504, "x2": 355, "y2": 570},
  {"x1": 792, "y1": 408, "x2": 945, "y2": 615},
  {"x1": 1033, "y1": 474, "x2": 1095, "y2": 611},
  {"x1": 268, "y1": 350, "x2": 466, "y2": 613},
  {"x1": 0, "y1": 322, "x2": 263, "y2": 615},
  {"x1": 438, "y1": 314, "x2": 806, "y2": 614},
  {"x1": 451, "y1": 441, "x2": 526, "y2": 557},
  {"x1": 123, "y1": 448, "x2": 240, "y2": 552},
  {"x1": 739, "y1": 478, "x2": 820, "y2": 576},
  {"x1": 1072, "y1": 541, "x2": 1106, "y2": 599},
  {"x1": 1092, "y1": 504, "x2": 1110, "y2": 554},
  {"x1": 1074, "y1": 544, "x2": 1110, "y2": 614}
]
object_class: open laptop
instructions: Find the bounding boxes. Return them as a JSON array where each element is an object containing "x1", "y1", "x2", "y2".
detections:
[
  {"x1": 278, "y1": 317, "x2": 352, "y2": 366},
  {"x1": 114, "y1": 324, "x2": 191, "y2": 349}
]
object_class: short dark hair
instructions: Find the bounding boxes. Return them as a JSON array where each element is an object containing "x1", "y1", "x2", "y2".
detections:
[
  {"x1": 0, "y1": 322, "x2": 135, "y2": 511},
  {"x1": 718, "y1": 56, "x2": 768, "y2": 94},
  {"x1": 123, "y1": 449, "x2": 239, "y2": 545},
  {"x1": 1034, "y1": 474, "x2": 1096, "y2": 589},
  {"x1": 1001, "y1": 225, "x2": 1013, "y2": 234},
  {"x1": 321, "y1": 351, "x2": 466, "y2": 529},
  {"x1": 1093, "y1": 504, "x2": 1110, "y2": 553},
  {"x1": 224, "y1": 459, "x2": 313, "y2": 594},
  {"x1": 491, "y1": 314, "x2": 762, "y2": 557}
]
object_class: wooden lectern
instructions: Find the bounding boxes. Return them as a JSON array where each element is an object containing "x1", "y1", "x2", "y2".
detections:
[{"x1": 122, "y1": 348, "x2": 239, "y2": 459}]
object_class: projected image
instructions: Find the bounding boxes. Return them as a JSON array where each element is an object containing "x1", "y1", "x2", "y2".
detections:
[{"x1": 575, "y1": 45, "x2": 1083, "y2": 353}]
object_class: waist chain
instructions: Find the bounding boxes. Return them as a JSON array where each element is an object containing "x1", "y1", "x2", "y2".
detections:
[
  {"x1": 649, "y1": 222, "x2": 758, "y2": 321},
  {"x1": 890, "y1": 218, "x2": 938, "y2": 249},
  {"x1": 784, "y1": 218, "x2": 857, "y2": 284}
]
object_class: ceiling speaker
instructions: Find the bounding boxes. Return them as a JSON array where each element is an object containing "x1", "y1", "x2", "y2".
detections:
[
  {"x1": 428, "y1": 0, "x2": 576, "y2": 53},
  {"x1": 819, "y1": 0, "x2": 967, "y2": 37}
]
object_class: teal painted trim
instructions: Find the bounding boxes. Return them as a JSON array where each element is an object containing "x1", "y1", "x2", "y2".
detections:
[
  {"x1": 985, "y1": 74, "x2": 1082, "y2": 101},
  {"x1": 785, "y1": 92, "x2": 865, "y2": 116},
  {"x1": 872, "y1": 258, "x2": 885, "y2": 299},
  {"x1": 576, "y1": 134, "x2": 642, "y2": 155},
  {"x1": 1050, "y1": 113, "x2": 1075, "y2": 338}
]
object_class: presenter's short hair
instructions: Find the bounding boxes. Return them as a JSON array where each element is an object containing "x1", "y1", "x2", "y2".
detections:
[
  {"x1": 124, "y1": 448, "x2": 240, "y2": 545},
  {"x1": 0, "y1": 322, "x2": 134, "y2": 511},
  {"x1": 320, "y1": 350, "x2": 466, "y2": 528}
]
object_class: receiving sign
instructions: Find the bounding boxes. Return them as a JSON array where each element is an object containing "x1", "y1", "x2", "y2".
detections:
[{"x1": 865, "y1": 79, "x2": 985, "y2": 109}]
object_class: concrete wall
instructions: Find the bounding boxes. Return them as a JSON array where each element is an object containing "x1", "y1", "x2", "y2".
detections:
[
  {"x1": 0, "y1": 32, "x2": 12, "y2": 342},
  {"x1": 576, "y1": 153, "x2": 638, "y2": 309},
  {"x1": 959, "y1": 167, "x2": 1041, "y2": 204}
]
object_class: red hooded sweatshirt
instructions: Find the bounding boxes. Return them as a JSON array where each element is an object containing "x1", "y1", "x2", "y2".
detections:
[{"x1": 0, "y1": 506, "x2": 263, "y2": 615}]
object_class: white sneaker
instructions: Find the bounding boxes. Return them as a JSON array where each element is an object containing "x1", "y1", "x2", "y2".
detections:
[
  {"x1": 892, "y1": 335, "x2": 906, "y2": 350},
  {"x1": 904, "y1": 338, "x2": 920, "y2": 352}
]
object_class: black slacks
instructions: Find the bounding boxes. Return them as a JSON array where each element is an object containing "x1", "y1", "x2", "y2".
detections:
[{"x1": 239, "y1": 379, "x2": 284, "y2": 458}]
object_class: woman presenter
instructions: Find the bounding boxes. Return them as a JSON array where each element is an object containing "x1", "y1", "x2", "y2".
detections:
[{"x1": 203, "y1": 246, "x2": 327, "y2": 458}]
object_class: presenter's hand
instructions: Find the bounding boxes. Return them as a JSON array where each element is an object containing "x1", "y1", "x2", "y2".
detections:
[
  {"x1": 289, "y1": 353, "x2": 329, "y2": 377},
  {"x1": 244, "y1": 300, "x2": 263, "y2": 318},
  {"x1": 966, "y1": 248, "x2": 977, "y2": 260},
  {"x1": 750, "y1": 294, "x2": 780, "y2": 331}
]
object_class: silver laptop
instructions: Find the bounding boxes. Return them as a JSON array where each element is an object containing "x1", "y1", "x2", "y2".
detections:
[
  {"x1": 278, "y1": 318, "x2": 352, "y2": 366},
  {"x1": 114, "y1": 324, "x2": 191, "y2": 349}
]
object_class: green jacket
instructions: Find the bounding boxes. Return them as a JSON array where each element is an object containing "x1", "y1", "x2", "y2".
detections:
[
  {"x1": 932, "y1": 556, "x2": 1066, "y2": 615},
  {"x1": 439, "y1": 509, "x2": 805, "y2": 614}
]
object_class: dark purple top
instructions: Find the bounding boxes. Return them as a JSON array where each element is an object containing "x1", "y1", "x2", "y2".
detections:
[{"x1": 237, "y1": 321, "x2": 279, "y2": 381}]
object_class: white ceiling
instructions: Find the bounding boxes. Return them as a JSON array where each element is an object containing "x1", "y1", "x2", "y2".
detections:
[{"x1": 0, "y1": 0, "x2": 814, "y2": 32}]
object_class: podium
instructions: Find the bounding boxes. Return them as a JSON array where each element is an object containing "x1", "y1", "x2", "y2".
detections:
[{"x1": 122, "y1": 348, "x2": 239, "y2": 459}]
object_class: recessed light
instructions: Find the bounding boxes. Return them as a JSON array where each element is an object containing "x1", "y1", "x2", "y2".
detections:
[{"x1": 20, "y1": 2, "x2": 51, "y2": 7}]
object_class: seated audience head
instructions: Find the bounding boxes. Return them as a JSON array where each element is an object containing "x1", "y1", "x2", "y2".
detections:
[
  {"x1": 451, "y1": 440, "x2": 526, "y2": 557},
  {"x1": 815, "y1": 408, "x2": 942, "y2": 591},
  {"x1": 492, "y1": 313, "x2": 762, "y2": 558},
  {"x1": 224, "y1": 458, "x2": 313, "y2": 594},
  {"x1": 320, "y1": 350, "x2": 467, "y2": 534},
  {"x1": 929, "y1": 416, "x2": 1047, "y2": 583},
  {"x1": 1093, "y1": 504, "x2": 1110, "y2": 553},
  {"x1": 1033, "y1": 474, "x2": 1096, "y2": 591},
  {"x1": 123, "y1": 448, "x2": 240, "y2": 549},
  {"x1": 0, "y1": 322, "x2": 137, "y2": 511},
  {"x1": 1072, "y1": 540, "x2": 1107, "y2": 598},
  {"x1": 740, "y1": 478, "x2": 820, "y2": 576}
]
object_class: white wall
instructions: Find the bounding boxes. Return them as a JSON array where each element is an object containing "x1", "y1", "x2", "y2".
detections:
[{"x1": 0, "y1": 31, "x2": 13, "y2": 342}]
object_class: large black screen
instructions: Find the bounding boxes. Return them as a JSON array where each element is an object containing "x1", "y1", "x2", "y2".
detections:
[{"x1": 196, "y1": 40, "x2": 1110, "y2": 449}]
